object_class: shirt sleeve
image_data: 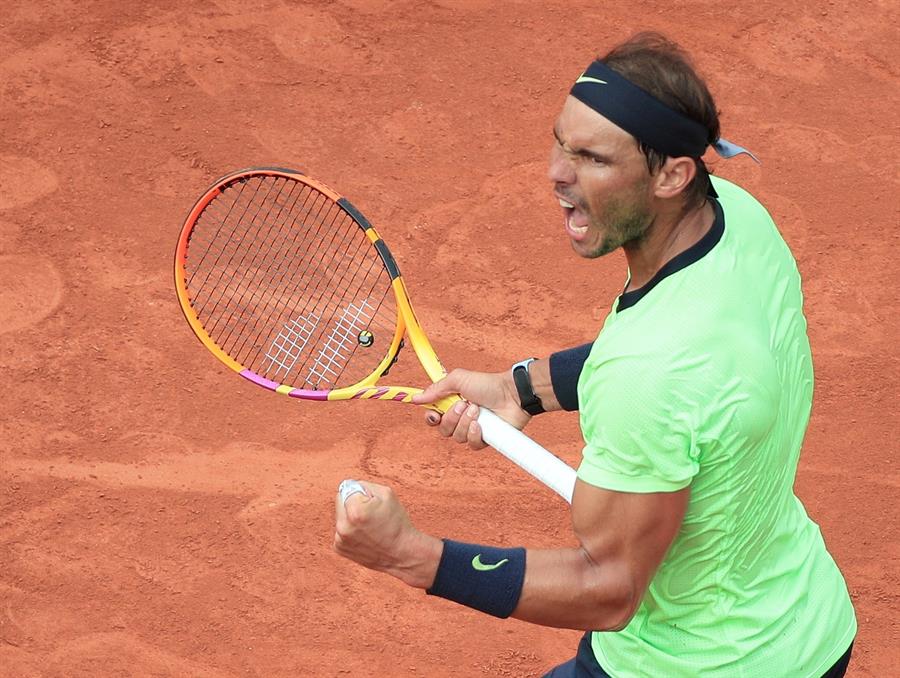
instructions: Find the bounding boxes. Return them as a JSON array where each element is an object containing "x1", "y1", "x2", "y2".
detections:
[
  {"x1": 577, "y1": 356, "x2": 700, "y2": 493},
  {"x1": 549, "y1": 343, "x2": 592, "y2": 411}
]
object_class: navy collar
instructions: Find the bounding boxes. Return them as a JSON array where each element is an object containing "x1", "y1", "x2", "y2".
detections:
[{"x1": 617, "y1": 197, "x2": 724, "y2": 312}]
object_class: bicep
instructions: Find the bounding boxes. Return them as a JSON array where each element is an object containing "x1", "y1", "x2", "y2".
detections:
[
  {"x1": 513, "y1": 479, "x2": 689, "y2": 631},
  {"x1": 572, "y1": 478, "x2": 690, "y2": 617}
]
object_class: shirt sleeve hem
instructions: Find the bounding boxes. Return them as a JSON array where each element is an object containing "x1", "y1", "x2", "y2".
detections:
[{"x1": 577, "y1": 465, "x2": 693, "y2": 493}]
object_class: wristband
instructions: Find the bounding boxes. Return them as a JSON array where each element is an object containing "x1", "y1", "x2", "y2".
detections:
[
  {"x1": 426, "y1": 540, "x2": 526, "y2": 618},
  {"x1": 512, "y1": 357, "x2": 545, "y2": 416},
  {"x1": 549, "y1": 343, "x2": 591, "y2": 412}
]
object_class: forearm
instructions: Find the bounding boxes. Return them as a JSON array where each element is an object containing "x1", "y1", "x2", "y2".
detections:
[
  {"x1": 512, "y1": 547, "x2": 634, "y2": 631},
  {"x1": 413, "y1": 539, "x2": 633, "y2": 631}
]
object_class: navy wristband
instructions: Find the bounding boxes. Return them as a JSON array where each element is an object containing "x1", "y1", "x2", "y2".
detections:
[
  {"x1": 549, "y1": 343, "x2": 592, "y2": 411},
  {"x1": 426, "y1": 540, "x2": 526, "y2": 619}
]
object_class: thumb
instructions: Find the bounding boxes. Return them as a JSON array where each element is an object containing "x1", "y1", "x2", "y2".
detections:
[
  {"x1": 412, "y1": 379, "x2": 455, "y2": 405},
  {"x1": 338, "y1": 479, "x2": 372, "y2": 506},
  {"x1": 413, "y1": 369, "x2": 470, "y2": 406},
  {"x1": 336, "y1": 479, "x2": 381, "y2": 524}
]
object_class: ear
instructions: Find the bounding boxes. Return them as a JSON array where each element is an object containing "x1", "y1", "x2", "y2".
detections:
[{"x1": 652, "y1": 156, "x2": 697, "y2": 200}]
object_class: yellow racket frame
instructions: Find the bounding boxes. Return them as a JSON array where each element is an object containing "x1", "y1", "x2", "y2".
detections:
[{"x1": 175, "y1": 167, "x2": 458, "y2": 413}]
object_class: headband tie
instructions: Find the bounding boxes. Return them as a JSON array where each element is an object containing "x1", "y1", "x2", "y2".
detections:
[{"x1": 570, "y1": 61, "x2": 758, "y2": 162}]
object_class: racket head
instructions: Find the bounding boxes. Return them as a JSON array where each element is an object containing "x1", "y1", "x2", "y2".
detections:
[{"x1": 175, "y1": 167, "x2": 412, "y2": 402}]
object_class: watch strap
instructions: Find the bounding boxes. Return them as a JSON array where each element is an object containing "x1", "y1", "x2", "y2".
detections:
[{"x1": 512, "y1": 358, "x2": 545, "y2": 416}]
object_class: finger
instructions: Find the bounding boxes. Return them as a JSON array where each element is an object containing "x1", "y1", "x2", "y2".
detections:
[
  {"x1": 439, "y1": 399, "x2": 467, "y2": 438},
  {"x1": 452, "y1": 403, "x2": 480, "y2": 444},
  {"x1": 467, "y1": 419, "x2": 487, "y2": 450},
  {"x1": 424, "y1": 411, "x2": 441, "y2": 426}
]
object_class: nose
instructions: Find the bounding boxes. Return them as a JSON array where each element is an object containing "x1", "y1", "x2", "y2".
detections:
[{"x1": 547, "y1": 143, "x2": 576, "y2": 185}]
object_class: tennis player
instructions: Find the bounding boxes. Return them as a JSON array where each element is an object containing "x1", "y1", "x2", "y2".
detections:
[{"x1": 334, "y1": 33, "x2": 856, "y2": 677}]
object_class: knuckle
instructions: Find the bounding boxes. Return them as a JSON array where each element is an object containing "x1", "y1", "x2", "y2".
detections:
[
  {"x1": 335, "y1": 517, "x2": 350, "y2": 536},
  {"x1": 448, "y1": 368, "x2": 469, "y2": 385},
  {"x1": 345, "y1": 505, "x2": 366, "y2": 526}
]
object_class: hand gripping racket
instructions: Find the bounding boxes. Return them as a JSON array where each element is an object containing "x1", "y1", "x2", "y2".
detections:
[{"x1": 174, "y1": 167, "x2": 577, "y2": 502}]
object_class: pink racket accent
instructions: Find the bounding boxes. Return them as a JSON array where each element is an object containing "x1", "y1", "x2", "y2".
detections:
[
  {"x1": 240, "y1": 370, "x2": 281, "y2": 391},
  {"x1": 352, "y1": 387, "x2": 391, "y2": 399},
  {"x1": 288, "y1": 389, "x2": 329, "y2": 401},
  {"x1": 240, "y1": 370, "x2": 329, "y2": 400}
]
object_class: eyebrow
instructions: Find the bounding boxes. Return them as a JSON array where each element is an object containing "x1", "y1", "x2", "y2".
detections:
[{"x1": 553, "y1": 125, "x2": 609, "y2": 163}]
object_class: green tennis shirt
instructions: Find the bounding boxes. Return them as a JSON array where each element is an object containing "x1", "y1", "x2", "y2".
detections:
[{"x1": 577, "y1": 177, "x2": 856, "y2": 677}]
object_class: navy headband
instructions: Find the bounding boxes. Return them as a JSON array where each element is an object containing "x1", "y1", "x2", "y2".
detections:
[{"x1": 570, "y1": 60, "x2": 757, "y2": 162}]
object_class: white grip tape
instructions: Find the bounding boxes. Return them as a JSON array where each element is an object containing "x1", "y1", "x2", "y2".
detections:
[{"x1": 476, "y1": 408, "x2": 577, "y2": 504}]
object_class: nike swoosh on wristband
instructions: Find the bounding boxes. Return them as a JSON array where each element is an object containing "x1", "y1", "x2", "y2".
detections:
[
  {"x1": 575, "y1": 75, "x2": 607, "y2": 85},
  {"x1": 471, "y1": 554, "x2": 509, "y2": 571}
]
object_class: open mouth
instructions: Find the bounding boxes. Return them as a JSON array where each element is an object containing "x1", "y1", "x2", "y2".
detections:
[{"x1": 558, "y1": 196, "x2": 589, "y2": 240}]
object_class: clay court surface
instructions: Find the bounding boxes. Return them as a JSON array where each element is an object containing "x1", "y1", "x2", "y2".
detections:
[{"x1": 1, "y1": 1, "x2": 898, "y2": 676}]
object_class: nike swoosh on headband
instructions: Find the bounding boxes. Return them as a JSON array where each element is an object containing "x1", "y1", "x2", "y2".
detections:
[{"x1": 575, "y1": 75, "x2": 608, "y2": 85}]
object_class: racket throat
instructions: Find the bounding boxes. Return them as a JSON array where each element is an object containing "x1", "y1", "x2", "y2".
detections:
[{"x1": 379, "y1": 339, "x2": 404, "y2": 377}]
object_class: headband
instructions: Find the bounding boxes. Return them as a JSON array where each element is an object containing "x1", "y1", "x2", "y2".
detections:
[{"x1": 570, "y1": 60, "x2": 757, "y2": 162}]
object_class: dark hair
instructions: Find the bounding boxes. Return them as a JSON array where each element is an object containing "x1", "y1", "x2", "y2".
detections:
[{"x1": 601, "y1": 32, "x2": 720, "y2": 210}]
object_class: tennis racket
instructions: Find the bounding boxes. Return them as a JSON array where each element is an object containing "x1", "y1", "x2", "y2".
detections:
[{"x1": 174, "y1": 167, "x2": 576, "y2": 502}]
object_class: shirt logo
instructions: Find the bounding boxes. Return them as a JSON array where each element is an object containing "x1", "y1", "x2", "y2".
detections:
[
  {"x1": 471, "y1": 554, "x2": 509, "y2": 571},
  {"x1": 575, "y1": 75, "x2": 607, "y2": 86}
]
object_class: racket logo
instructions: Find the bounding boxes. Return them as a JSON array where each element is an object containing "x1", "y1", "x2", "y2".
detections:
[
  {"x1": 308, "y1": 299, "x2": 376, "y2": 387},
  {"x1": 263, "y1": 314, "x2": 319, "y2": 380}
]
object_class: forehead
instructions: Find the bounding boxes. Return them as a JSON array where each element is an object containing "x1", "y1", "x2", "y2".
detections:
[{"x1": 555, "y1": 95, "x2": 638, "y2": 154}]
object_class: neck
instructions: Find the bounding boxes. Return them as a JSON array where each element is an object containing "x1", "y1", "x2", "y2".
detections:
[{"x1": 623, "y1": 199, "x2": 714, "y2": 291}]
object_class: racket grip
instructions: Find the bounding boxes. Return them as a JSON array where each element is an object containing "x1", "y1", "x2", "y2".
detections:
[{"x1": 476, "y1": 408, "x2": 577, "y2": 504}]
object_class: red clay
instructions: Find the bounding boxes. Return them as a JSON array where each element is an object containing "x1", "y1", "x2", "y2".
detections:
[{"x1": 1, "y1": 2, "x2": 897, "y2": 676}]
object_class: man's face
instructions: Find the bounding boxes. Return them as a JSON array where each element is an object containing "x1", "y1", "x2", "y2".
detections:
[{"x1": 548, "y1": 96, "x2": 654, "y2": 258}]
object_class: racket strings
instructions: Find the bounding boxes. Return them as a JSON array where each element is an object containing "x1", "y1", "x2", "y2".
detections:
[
  {"x1": 184, "y1": 174, "x2": 398, "y2": 390},
  {"x1": 194, "y1": 179, "x2": 330, "y2": 353},
  {"x1": 186, "y1": 176, "x2": 256, "y2": 290},
  {"x1": 216, "y1": 183, "x2": 331, "y2": 354},
  {"x1": 190, "y1": 176, "x2": 283, "y2": 301},
  {"x1": 295, "y1": 258, "x2": 396, "y2": 388},
  {"x1": 197, "y1": 177, "x2": 306, "y2": 327},
  {"x1": 258, "y1": 211, "x2": 394, "y2": 388},
  {"x1": 238, "y1": 197, "x2": 372, "y2": 371}
]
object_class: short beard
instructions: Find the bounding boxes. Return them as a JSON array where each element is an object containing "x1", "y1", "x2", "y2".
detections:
[{"x1": 583, "y1": 198, "x2": 652, "y2": 258}]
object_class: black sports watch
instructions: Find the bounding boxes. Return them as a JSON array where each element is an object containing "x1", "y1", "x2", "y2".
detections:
[{"x1": 511, "y1": 358, "x2": 545, "y2": 416}]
